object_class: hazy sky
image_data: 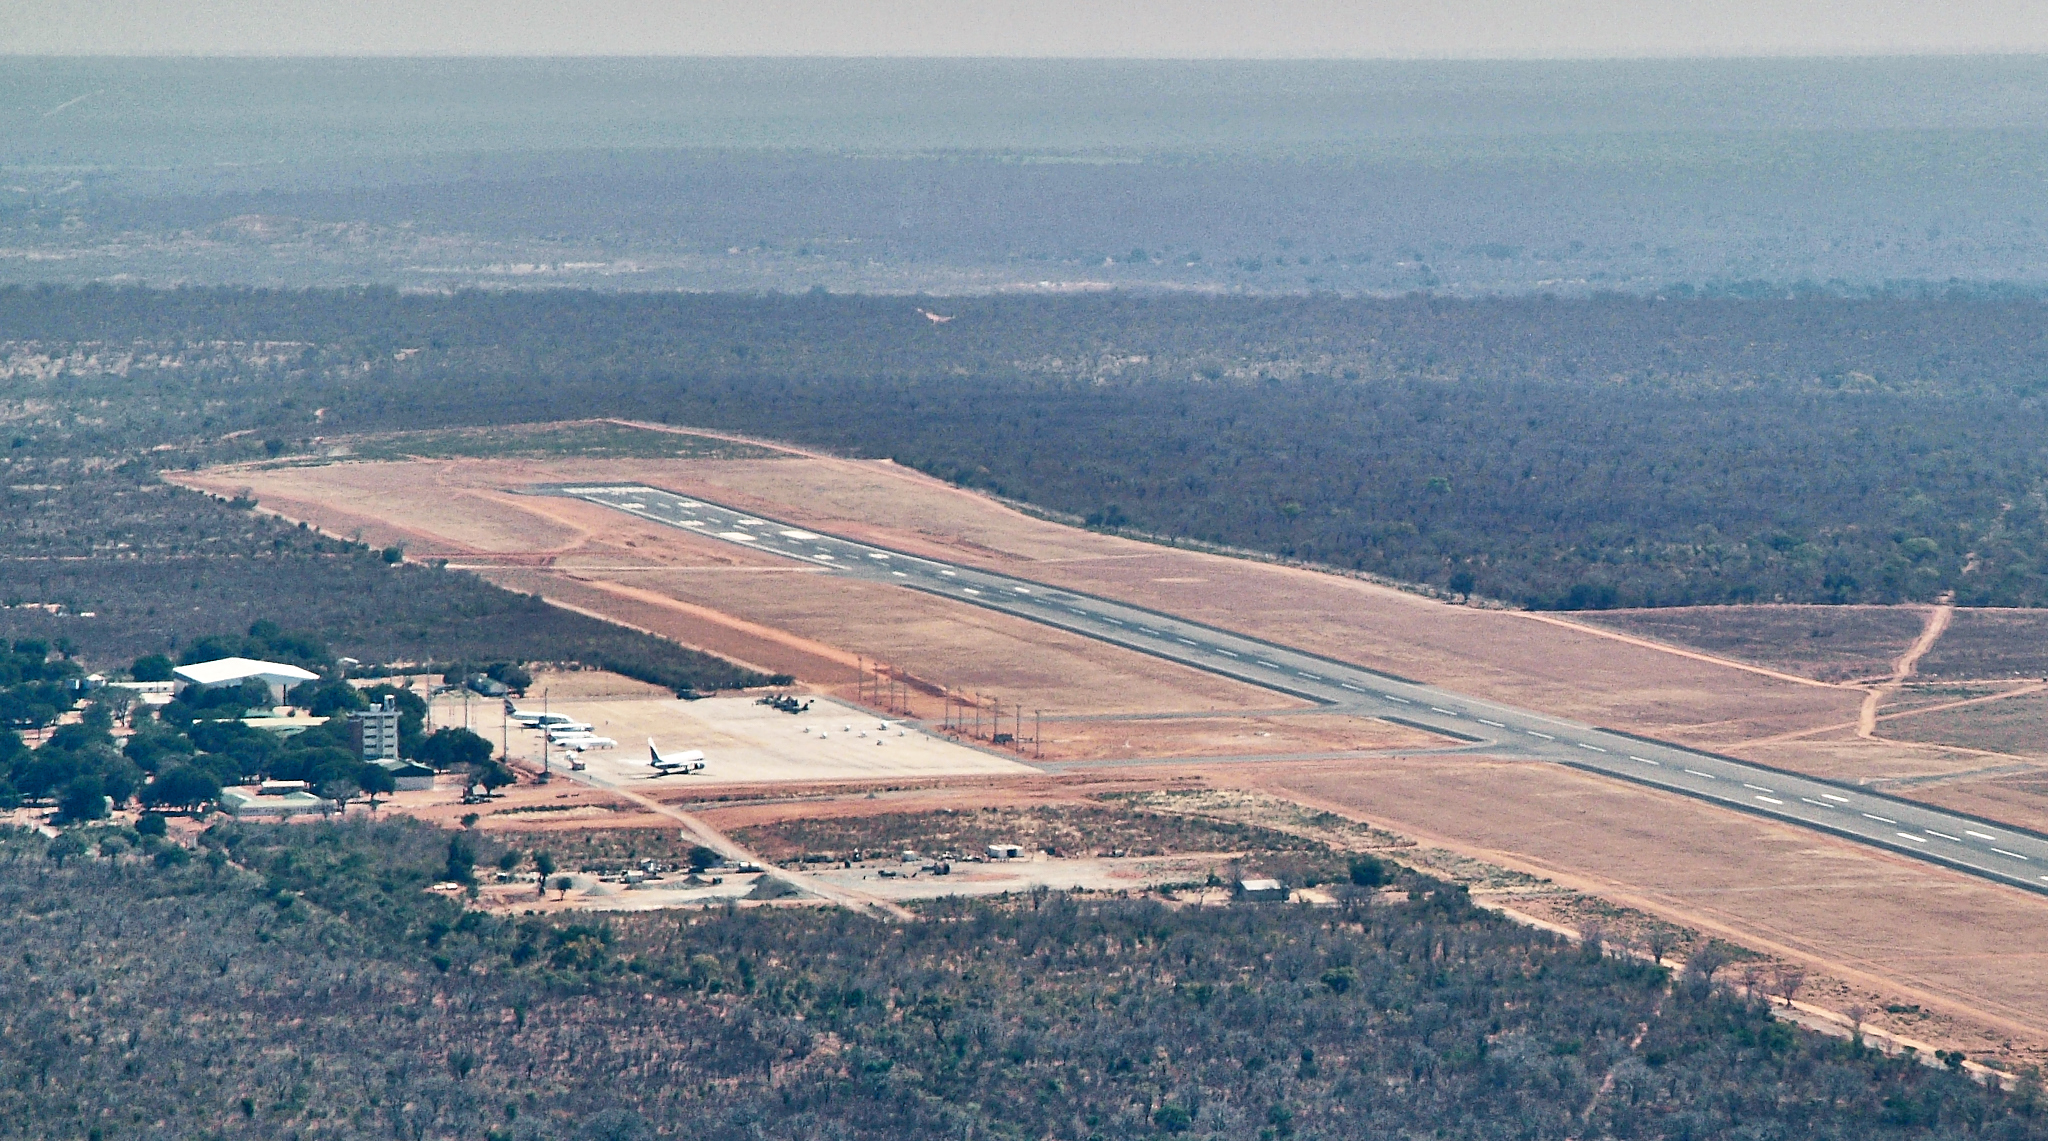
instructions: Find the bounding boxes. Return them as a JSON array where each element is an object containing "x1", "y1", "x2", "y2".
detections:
[{"x1": 5, "y1": 0, "x2": 2046, "y2": 58}]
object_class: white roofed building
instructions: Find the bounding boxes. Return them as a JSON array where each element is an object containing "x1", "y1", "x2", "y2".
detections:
[{"x1": 172, "y1": 657, "x2": 322, "y2": 704}]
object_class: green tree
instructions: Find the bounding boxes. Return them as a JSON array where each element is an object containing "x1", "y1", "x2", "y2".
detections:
[
  {"x1": 469, "y1": 758, "x2": 515, "y2": 795},
  {"x1": 1349, "y1": 856, "x2": 1387, "y2": 887},
  {"x1": 58, "y1": 775, "x2": 109, "y2": 823},
  {"x1": 416, "y1": 727, "x2": 492, "y2": 772},
  {"x1": 444, "y1": 835, "x2": 476, "y2": 884},
  {"x1": 357, "y1": 761, "x2": 397, "y2": 808},
  {"x1": 139, "y1": 765, "x2": 221, "y2": 812},
  {"x1": 130, "y1": 654, "x2": 175, "y2": 683}
]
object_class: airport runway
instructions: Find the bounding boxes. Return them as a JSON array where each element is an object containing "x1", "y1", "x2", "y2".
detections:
[{"x1": 546, "y1": 482, "x2": 2048, "y2": 896}]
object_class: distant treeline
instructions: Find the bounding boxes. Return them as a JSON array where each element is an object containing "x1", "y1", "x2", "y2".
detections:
[{"x1": 10, "y1": 287, "x2": 2048, "y2": 608}]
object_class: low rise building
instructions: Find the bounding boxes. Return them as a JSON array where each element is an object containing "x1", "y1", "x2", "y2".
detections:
[
  {"x1": 374, "y1": 758, "x2": 436, "y2": 791},
  {"x1": 220, "y1": 787, "x2": 331, "y2": 818},
  {"x1": 109, "y1": 680, "x2": 177, "y2": 706}
]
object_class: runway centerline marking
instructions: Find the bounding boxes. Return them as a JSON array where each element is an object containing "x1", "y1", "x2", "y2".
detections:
[{"x1": 554, "y1": 483, "x2": 2048, "y2": 896}]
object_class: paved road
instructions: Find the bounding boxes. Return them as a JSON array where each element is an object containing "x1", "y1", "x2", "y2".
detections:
[{"x1": 546, "y1": 482, "x2": 2048, "y2": 897}]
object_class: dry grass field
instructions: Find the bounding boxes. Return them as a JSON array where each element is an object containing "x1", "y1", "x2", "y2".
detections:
[
  {"x1": 1883, "y1": 687, "x2": 2048, "y2": 759},
  {"x1": 1918, "y1": 608, "x2": 2048, "y2": 680},
  {"x1": 1033, "y1": 711, "x2": 1442, "y2": 763},
  {"x1": 1222, "y1": 756, "x2": 2048, "y2": 1071},
  {"x1": 178, "y1": 425, "x2": 2048, "y2": 1063},
  {"x1": 1577, "y1": 605, "x2": 1929, "y2": 683}
]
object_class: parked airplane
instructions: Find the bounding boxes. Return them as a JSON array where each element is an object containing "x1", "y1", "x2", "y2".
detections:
[
  {"x1": 648, "y1": 739, "x2": 706, "y2": 775},
  {"x1": 543, "y1": 723, "x2": 597, "y2": 740},
  {"x1": 507, "y1": 702, "x2": 584, "y2": 730},
  {"x1": 559, "y1": 735, "x2": 617, "y2": 751}
]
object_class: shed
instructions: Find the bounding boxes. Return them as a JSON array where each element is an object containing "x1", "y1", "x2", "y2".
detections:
[
  {"x1": 985, "y1": 843, "x2": 1022, "y2": 861},
  {"x1": 1236, "y1": 878, "x2": 1289, "y2": 902},
  {"x1": 374, "y1": 758, "x2": 436, "y2": 791}
]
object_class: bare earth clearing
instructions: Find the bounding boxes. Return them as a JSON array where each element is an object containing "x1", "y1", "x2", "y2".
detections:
[{"x1": 178, "y1": 430, "x2": 2048, "y2": 1066}]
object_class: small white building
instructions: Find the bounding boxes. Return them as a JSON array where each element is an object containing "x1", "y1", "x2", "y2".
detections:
[
  {"x1": 1236, "y1": 878, "x2": 1289, "y2": 902},
  {"x1": 985, "y1": 843, "x2": 1022, "y2": 861},
  {"x1": 173, "y1": 657, "x2": 322, "y2": 704},
  {"x1": 220, "y1": 787, "x2": 331, "y2": 818}
]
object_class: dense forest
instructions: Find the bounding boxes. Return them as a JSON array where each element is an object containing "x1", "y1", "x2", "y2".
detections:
[
  {"x1": 8, "y1": 287, "x2": 2048, "y2": 608},
  {"x1": 0, "y1": 817, "x2": 2037, "y2": 1140}
]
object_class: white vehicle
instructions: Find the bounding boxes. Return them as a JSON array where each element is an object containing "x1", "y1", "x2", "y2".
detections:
[
  {"x1": 648, "y1": 739, "x2": 706, "y2": 775},
  {"x1": 560, "y1": 735, "x2": 617, "y2": 751}
]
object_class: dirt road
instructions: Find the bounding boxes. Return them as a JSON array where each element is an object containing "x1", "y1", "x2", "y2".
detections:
[{"x1": 1861, "y1": 603, "x2": 1954, "y2": 738}]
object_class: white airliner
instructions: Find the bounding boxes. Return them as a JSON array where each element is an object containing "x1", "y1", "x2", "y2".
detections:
[
  {"x1": 648, "y1": 739, "x2": 706, "y2": 775},
  {"x1": 507, "y1": 702, "x2": 583, "y2": 730},
  {"x1": 559, "y1": 735, "x2": 617, "y2": 751},
  {"x1": 542, "y1": 723, "x2": 597, "y2": 741}
]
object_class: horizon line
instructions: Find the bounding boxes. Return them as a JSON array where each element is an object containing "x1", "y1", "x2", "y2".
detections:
[{"x1": 4, "y1": 50, "x2": 2046, "y2": 63}]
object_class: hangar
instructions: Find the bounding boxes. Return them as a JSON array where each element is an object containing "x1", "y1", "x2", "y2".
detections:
[{"x1": 172, "y1": 657, "x2": 322, "y2": 704}]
